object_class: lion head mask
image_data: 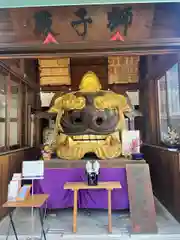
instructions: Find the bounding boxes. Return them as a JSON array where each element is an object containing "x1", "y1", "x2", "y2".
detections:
[{"x1": 48, "y1": 71, "x2": 132, "y2": 160}]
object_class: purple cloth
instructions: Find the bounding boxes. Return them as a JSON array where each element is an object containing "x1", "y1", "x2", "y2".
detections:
[{"x1": 34, "y1": 168, "x2": 129, "y2": 210}]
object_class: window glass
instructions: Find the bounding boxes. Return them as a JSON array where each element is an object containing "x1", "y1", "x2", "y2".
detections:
[
  {"x1": 158, "y1": 76, "x2": 168, "y2": 140},
  {"x1": 0, "y1": 64, "x2": 32, "y2": 152},
  {"x1": 0, "y1": 74, "x2": 6, "y2": 147},
  {"x1": 166, "y1": 64, "x2": 180, "y2": 131},
  {"x1": 158, "y1": 63, "x2": 180, "y2": 143},
  {"x1": 9, "y1": 79, "x2": 19, "y2": 146}
]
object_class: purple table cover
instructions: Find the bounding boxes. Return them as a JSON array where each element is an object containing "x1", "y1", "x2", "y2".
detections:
[{"x1": 34, "y1": 168, "x2": 129, "y2": 210}]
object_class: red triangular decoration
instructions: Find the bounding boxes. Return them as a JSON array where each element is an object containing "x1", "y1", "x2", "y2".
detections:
[
  {"x1": 43, "y1": 33, "x2": 58, "y2": 44},
  {"x1": 110, "y1": 31, "x2": 124, "y2": 42}
]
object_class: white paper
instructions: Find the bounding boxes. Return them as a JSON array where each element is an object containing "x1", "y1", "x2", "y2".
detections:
[
  {"x1": 126, "y1": 90, "x2": 139, "y2": 106},
  {"x1": 22, "y1": 161, "x2": 44, "y2": 179},
  {"x1": 12, "y1": 173, "x2": 22, "y2": 189},
  {"x1": 86, "y1": 160, "x2": 100, "y2": 174},
  {"x1": 40, "y1": 92, "x2": 55, "y2": 107},
  {"x1": 12, "y1": 173, "x2": 22, "y2": 180},
  {"x1": 8, "y1": 180, "x2": 19, "y2": 201}
]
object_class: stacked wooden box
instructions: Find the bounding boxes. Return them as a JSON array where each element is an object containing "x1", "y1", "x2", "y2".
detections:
[
  {"x1": 39, "y1": 58, "x2": 71, "y2": 86},
  {"x1": 108, "y1": 56, "x2": 140, "y2": 84}
]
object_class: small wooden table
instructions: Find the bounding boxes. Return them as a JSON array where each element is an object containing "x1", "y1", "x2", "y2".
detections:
[
  {"x1": 64, "y1": 181, "x2": 121, "y2": 233},
  {"x1": 3, "y1": 194, "x2": 49, "y2": 240}
]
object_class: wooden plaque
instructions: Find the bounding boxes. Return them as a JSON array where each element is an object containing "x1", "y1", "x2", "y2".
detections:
[
  {"x1": 39, "y1": 58, "x2": 71, "y2": 86},
  {"x1": 108, "y1": 56, "x2": 139, "y2": 84},
  {"x1": 39, "y1": 59, "x2": 70, "y2": 68},
  {"x1": 126, "y1": 164, "x2": 157, "y2": 234},
  {"x1": 40, "y1": 67, "x2": 70, "y2": 76},
  {"x1": 40, "y1": 76, "x2": 71, "y2": 86}
]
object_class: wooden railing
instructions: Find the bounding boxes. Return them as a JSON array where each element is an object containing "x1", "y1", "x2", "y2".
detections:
[
  {"x1": 0, "y1": 147, "x2": 39, "y2": 220},
  {"x1": 142, "y1": 144, "x2": 180, "y2": 222}
]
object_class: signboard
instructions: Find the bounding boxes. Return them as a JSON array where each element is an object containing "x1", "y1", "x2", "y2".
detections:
[
  {"x1": 22, "y1": 160, "x2": 44, "y2": 179},
  {"x1": 126, "y1": 164, "x2": 157, "y2": 234},
  {"x1": 0, "y1": 0, "x2": 180, "y2": 9},
  {"x1": 0, "y1": 3, "x2": 177, "y2": 51},
  {"x1": 8, "y1": 5, "x2": 153, "y2": 45}
]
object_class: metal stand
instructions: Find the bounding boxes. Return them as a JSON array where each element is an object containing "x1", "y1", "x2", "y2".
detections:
[
  {"x1": 26, "y1": 177, "x2": 45, "y2": 240},
  {"x1": 39, "y1": 208, "x2": 47, "y2": 240},
  {"x1": 6, "y1": 199, "x2": 47, "y2": 240},
  {"x1": 8, "y1": 211, "x2": 18, "y2": 240},
  {"x1": 6, "y1": 161, "x2": 46, "y2": 240}
]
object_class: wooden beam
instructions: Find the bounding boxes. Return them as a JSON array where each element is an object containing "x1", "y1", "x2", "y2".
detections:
[
  {"x1": 44, "y1": 158, "x2": 146, "y2": 169},
  {"x1": 0, "y1": 41, "x2": 178, "y2": 58},
  {"x1": 0, "y1": 0, "x2": 178, "y2": 9}
]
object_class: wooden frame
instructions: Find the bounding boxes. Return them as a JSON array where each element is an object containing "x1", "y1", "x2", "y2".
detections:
[
  {"x1": 156, "y1": 61, "x2": 180, "y2": 145},
  {"x1": 0, "y1": 61, "x2": 38, "y2": 153},
  {"x1": 27, "y1": 104, "x2": 32, "y2": 146},
  {"x1": 139, "y1": 54, "x2": 180, "y2": 145},
  {"x1": 0, "y1": 43, "x2": 179, "y2": 150}
]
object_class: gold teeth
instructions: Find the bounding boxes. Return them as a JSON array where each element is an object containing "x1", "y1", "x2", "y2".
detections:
[{"x1": 72, "y1": 135, "x2": 106, "y2": 141}]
